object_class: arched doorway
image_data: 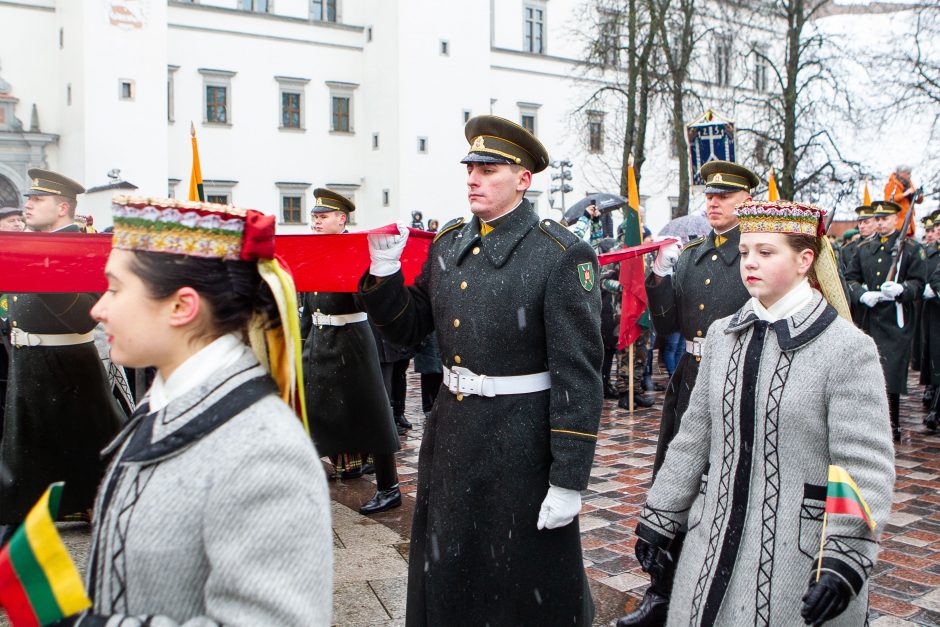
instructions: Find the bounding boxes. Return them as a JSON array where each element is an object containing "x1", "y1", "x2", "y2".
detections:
[{"x1": 0, "y1": 174, "x2": 18, "y2": 208}]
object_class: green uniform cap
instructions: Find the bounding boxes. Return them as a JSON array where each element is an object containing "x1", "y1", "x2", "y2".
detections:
[
  {"x1": 24, "y1": 168, "x2": 85, "y2": 199},
  {"x1": 461, "y1": 115, "x2": 550, "y2": 174},
  {"x1": 855, "y1": 205, "x2": 875, "y2": 220},
  {"x1": 312, "y1": 188, "x2": 355, "y2": 214},
  {"x1": 699, "y1": 160, "x2": 760, "y2": 194},
  {"x1": 870, "y1": 200, "x2": 901, "y2": 216}
]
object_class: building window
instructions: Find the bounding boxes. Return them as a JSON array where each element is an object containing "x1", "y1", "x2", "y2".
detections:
[
  {"x1": 367, "y1": 26, "x2": 372, "y2": 41},
  {"x1": 587, "y1": 111, "x2": 604, "y2": 154},
  {"x1": 204, "y1": 180, "x2": 237, "y2": 205},
  {"x1": 418, "y1": 137, "x2": 428, "y2": 153},
  {"x1": 240, "y1": 0, "x2": 269, "y2": 12},
  {"x1": 200, "y1": 69, "x2": 235, "y2": 125},
  {"x1": 311, "y1": 0, "x2": 337, "y2": 22},
  {"x1": 518, "y1": 102, "x2": 541, "y2": 135},
  {"x1": 524, "y1": 3, "x2": 545, "y2": 54},
  {"x1": 463, "y1": 109, "x2": 472, "y2": 124},
  {"x1": 119, "y1": 79, "x2": 135, "y2": 101},
  {"x1": 207, "y1": 194, "x2": 229, "y2": 204},
  {"x1": 327, "y1": 81, "x2": 358, "y2": 133},
  {"x1": 168, "y1": 178, "x2": 181, "y2": 199},
  {"x1": 282, "y1": 195, "x2": 303, "y2": 223},
  {"x1": 167, "y1": 66, "x2": 179, "y2": 123},
  {"x1": 599, "y1": 10, "x2": 621, "y2": 67},
  {"x1": 715, "y1": 39, "x2": 732, "y2": 87},
  {"x1": 440, "y1": 40, "x2": 449, "y2": 56},
  {"x1": 372, "y1": 132, "x2": 379, "y2": 149},
  {"x1": 382, "y1": 189, "x2": 390, "y2": 206},
  {"x1": 753, "y1": 45, "x2": 768, "y2": 93},
  {"x1": 276, "y1": 76, "x2": 308, "y2": 131}
]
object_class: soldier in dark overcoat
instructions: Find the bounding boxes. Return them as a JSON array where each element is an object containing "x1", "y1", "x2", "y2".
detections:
[
  {"x1": 618, "y1": 160, "x2": 758, "y2": 626},
  {"x1": 0, "y1": 170, "x2": 124, "y2": 538},
  {"x1": 845, "y1": 199, "x2": 927, "y2": 442},
  {"x1": 358, "y1": 116, "x2": 602, "y2": 627},
  {"x1": 300, "y1": 189, "x2": 402, "y2": 514},
  {"x1": 843, "y1": 205, "x2": 877, "y2": 326},
  {"x1": 912, "y1": 212, "x2": 938, "y2": 374},
  {"x1": 919, "y1": 210, "x2": 940, "y2": 431}
]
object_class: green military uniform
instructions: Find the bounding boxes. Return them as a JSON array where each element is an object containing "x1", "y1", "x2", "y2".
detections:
[
  {"x1": 0, "y1": 171, "x2": 124, "y2": 526},
  {"x1": 644, "y1": 161, "x2": 758, "y2": 474},
  {"x1": 918, "y1": 211, "x2": 940, "y2": 420},
  {"x1": 913, "y1": 213, "x2": 938, "y2": 373},
  {"x1": 359, "y1": 117, "x2": 601, "y2": 627},
  {"x1": 845, "y1": 200, "x2": 926, "y2": 440},
  {"x1": 843, "y1": 205, "x2": 876, "y2": 326}
]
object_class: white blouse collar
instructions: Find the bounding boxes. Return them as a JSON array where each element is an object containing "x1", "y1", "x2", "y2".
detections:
[
  {"x1": 147, "y1": 333, "x2": 250, "y2": 412},
  {"x1": 751, "y1": 278, "x2": 813, "y2": 323}
]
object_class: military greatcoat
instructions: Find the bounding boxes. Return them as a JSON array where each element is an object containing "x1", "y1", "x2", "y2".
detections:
[
  {"x1": 1, "y1": 279, "x2": 124, "y2": 522},
  {"x1": 920, "y1": 243, "x2": 940, "y2": 385},
  {"x1": 299, "y1": 291, "x2": 399, "y2": 457},
  {"x1": 845, "y1": 232, "x2": 926, "y2": 394},
  {"x1": 645, "y1": 226, "x2": 751, "y2": 474},
  {"x1": 358, "y1": 200, "x2": 602, "y2": 627}
]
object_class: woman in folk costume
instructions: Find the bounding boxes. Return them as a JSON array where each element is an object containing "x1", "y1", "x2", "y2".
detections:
[
  {"x1": 631, "y1": 201, "x2": 895, "y2": 626},
  {"x1": 65, "y1": 196, "x2": 332, "y2": 625}
]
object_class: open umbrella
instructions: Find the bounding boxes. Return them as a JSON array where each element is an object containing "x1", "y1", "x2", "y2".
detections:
[
  {"x1": 562, "y1": 193, "x2": 629, "y2": 226},
  {"x1": 657, "y1": 213, "x2": 710, "y2": 244}
]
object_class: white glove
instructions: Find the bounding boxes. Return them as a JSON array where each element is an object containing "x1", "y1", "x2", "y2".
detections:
[
  {"x1": 367, "y1": 223, "x2": 409, "y2": 277},
  {"x1": 860, "y1": 291, "x2": 890, "y2": 308},
  {"x1": 651, "y1": 240, "x2": 682, "y2": 277},
  {"x1": 880, "y1": 280, "x2": 904, "y2": 299},
  {"x1": 536, "y1": 484, "x2": 582, "y2": 530},
  {"x1": 925, "y1": 284, "x2": 936, "y2": 300}
]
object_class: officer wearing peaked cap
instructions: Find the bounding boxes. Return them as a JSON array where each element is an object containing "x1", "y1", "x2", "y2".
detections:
[
  {"x1": 919, "y1": 209, "x2": 940, "y2": 431},
  {"x1": 300, "y1": 188, "x2": 403, "y2": 515},
  {"x1": 358, "y1": 115, "x2": 602, "y2": 626},
  {"x1": 619, "y1": 159, "x2": 758, "y2": 627},
  {"x1": 843, "y1": 204, "x2": 878, "y2": 326},
  {"x1": 845, "y1": 200, "x2": 926, "y2": 442},
  {"x1": 0, "y1": 169, "x2": 123, "y2": 538}
]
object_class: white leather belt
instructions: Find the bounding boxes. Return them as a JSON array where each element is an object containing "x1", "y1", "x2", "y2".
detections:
[
  {"x1": 11, "y1": 328, "x2": 94, "y2": 348},
  {"x1": 442, "y1": 365, "x2": 551, "y2": 398},
  {"x1": 686, "y1": 337, "x2": 705, "y2": 357},
  {"x1": 311, "y1": 312, "x2": 368, "y2": 326}
]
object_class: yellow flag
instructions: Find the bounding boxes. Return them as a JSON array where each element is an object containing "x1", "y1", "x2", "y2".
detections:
[
  {"x1": 188, "y1": 122, "x2": 205, "y2": 202},
  {"x1": 768, "y1": 167, "x2": 779, "y2": 201},
  {"x1": 863, "y1": 177, "x2": 871, "y2": 206}
]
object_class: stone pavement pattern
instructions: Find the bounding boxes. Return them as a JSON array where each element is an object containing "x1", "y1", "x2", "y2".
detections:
[{"x1": 4, "y1": 368, "x2": 938, "y2": 626}]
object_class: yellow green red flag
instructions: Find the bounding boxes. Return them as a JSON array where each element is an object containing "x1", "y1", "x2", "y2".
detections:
[
  {"x1": 825, "y1": 465, "x2": 875, "y2": 531},
  {"x1": 0, "y1": 483, "x2": 90, "y2": 626},
  {"x1": 189, "y1": 122, "x2": 205, "y2": 202}
]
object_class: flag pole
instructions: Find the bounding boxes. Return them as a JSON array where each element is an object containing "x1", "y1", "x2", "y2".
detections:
[
  {"x1": 628, "y1": 152, "x2": 638, "y2": 414},
  {"x1": 628, "y1": 344, "x2": 635, "y2": 413},
  {"x1": 815, "y1": 512, "x2": 828, "y2": 582}
]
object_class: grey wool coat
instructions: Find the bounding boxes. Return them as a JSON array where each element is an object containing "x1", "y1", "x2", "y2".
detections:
[
  {"x1": 76, "y1": 355, "x2": 333, "y2": 626},
  {"x1": 639, "y1": 291, "x2": 895, "y2": 627},
  {"x1": 358, "y1": 200, "x2": 602, "y2": 627}
]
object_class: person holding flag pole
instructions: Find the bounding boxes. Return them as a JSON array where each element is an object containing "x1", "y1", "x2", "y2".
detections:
[{"x1": 625, "y1": 200, "x2": 894, "y2": 626}]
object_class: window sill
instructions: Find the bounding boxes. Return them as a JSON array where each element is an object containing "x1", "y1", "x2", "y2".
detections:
[
  {"x1": 330, "y1": 130, "x2": 355, "y2": 136},
  {"x1": 203, "y1": 121, "x2": 232, "y2": 127},
  {"x1": 279, "y1": 126, "x2": 307, "y2": 132}
]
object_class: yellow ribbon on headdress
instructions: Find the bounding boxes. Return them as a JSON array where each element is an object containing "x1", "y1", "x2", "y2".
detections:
[
  {"x1": 816, "y1": 236, "x2": 852, "y2": 321},
  {"x1": 250, "y1": 259, "x2": 309, "y2": 435}
]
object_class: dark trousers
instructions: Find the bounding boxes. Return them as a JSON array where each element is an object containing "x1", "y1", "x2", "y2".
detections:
[
  {"x1": 374, "y1": 452, "x2": 399, "y2": 490},
  {"x1": 602, "y1": 346, "x2": 616, "y2": 387},
  {"x1": 420, "y1": 372, "x2": 443, "y2": 413},
  {"x1": 381, "y1": 359, "x2": 410, "y2": 417}
]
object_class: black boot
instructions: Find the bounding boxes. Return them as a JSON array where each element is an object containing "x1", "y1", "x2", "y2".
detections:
[
  {"x1": 616, "y1": 533, "x2": 683, "y2": 627},
  {"x1": 395, "y1": 414, "x2": 412, "y2": 431},
  {"x1": 604, "y1": 383, "x2": 620, "y2": 399},
  {"x1": 925, "y1": 412, "x2": 938, "y2": 432},
  {"x1": 359, "y1": 485, "x2": 402, "y2": 515},
  {"x1": 888, "y1": 392, "x2": 901, "y2": 443},
  {"x1": 619, "y1": 392, "x2": 654, "y2": 410}
]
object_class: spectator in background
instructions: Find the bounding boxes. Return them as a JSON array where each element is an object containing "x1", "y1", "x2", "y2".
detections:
[
  {"x1": 885, "y1": 164, "x2": 924, "y2": 235},
  {"x1": 0, "y1": 206, "x2": 24, "y2": 232},
  {"x1": 411, "y1": 210, "x2": 425, "y2": 230},
  {"x1": 427, "y1": 218, "x2": 439, "y2": 233}
]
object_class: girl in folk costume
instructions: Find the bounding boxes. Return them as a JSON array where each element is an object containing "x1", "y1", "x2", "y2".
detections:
[
  {"x1": 631, "y1": 201, "x2": 895, "y2": 626},
  {"x1": 68, "y1": 196, "x2": 333, "y2": 625}
]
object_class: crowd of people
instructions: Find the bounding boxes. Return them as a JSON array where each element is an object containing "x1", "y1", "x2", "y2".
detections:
[{"x1": 0, "y1": 115, "x2": 926, "y2": 626}]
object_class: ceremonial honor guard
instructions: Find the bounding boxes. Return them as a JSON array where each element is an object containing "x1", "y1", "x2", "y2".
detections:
[
  {"x1": 913, "y1": 212, "x2": 939, "y2": 374},
  {"x1": 845, "y1": 200, "x2": 926, "y2": 442},
  {"x1": 359, "y1": 116, "x2": 602, "y2": 626},
  {"x1": 620, "y1": 160, "x2": 757, "y2": 626},
  {"x1": 632, "y1": 201, "x2": 894, "y2": 626},
  {"x1": 0, "y1": 170, "x2": 123, "y2": 539},
  {"x1": 920, "y1": 210, "x2": 940, "y2": 432},
  {"x1": 300, "y1": 189, "x2": 402, "y2": 514}
]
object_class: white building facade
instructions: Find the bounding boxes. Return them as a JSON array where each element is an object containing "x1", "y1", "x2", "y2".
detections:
[{"x1": 0, "y1": 0, "x2": 786, "y2": 233}]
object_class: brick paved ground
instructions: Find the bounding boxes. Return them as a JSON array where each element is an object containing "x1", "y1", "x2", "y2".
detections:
[{"x1": 338, "y1": 363, "x2": 940, "y2": 626}]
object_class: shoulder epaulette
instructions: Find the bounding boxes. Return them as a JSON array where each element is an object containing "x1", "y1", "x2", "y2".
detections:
[
  {"x1": 537, "y1": 218, "x2": 579, "y2": 251},
  {"x1": 681, "y1": 237, "x2": 705, "y2": 254},
  {"x1": 433, "y1": 217, "x2": 465, "y2": 243}
]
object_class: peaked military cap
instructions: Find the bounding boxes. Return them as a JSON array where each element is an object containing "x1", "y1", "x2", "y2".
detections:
[
  {"x1": 461, "y1": 115, "x2": 550, "y2": 174},
  {"x1": 699, "y1": 160, "x2": 760, "y2": 194},
  {"x1": 871, "y1": 200, "x2": 901, "y2": 215},
  {"x1": 921, "y1": 211, "x2": 938, "y2": 228},
  {"x1": 0, "y1": 205, "x2": 22, "y2": 218},
  {"x1": 312, "y1": 188, "x2": 355, "y2": 214},
  {"x1": 854, "y1": 204, "x2": 875, "y2": 220},
  {"x1": 24, "y1": 168, "x2": 85, "y2": 199}
]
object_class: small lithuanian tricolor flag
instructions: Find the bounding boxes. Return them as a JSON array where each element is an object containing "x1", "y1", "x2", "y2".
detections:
[
  {"x1": 767, "y1": 167, "x2": 779, "y2": 202},
  {"x1": 0, "y1": 483, "x2": 90, "y2": 626},
  {"x1": 825, "y1": 465, "x2": 875, "y2": 531}
]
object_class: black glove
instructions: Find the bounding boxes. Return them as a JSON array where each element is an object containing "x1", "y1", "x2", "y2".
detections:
[
  {"x1": 801, "y1": 572, "x2": 852, "y2": 625},
  {"x1": 634, "y1": 535, "x2": 674, "y2": 580}
]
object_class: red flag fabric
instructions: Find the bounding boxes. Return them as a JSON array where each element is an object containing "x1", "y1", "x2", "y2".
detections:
[
  {"x1": 597, "y1": 239, "x2": 678, "y2": 266},
  {"x1": 0, "y1": 226, "x2": 433, "y2": 293},
  {"x1": 618, "y1": 256, "x2": 646, "y2": 349}
]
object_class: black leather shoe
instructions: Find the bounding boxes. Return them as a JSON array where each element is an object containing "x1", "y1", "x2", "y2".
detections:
[
  {"x1": 362, "y1": 463, "x2": 376, "y2": 475},
  {"x1": 615, "y1": 588, "x2": 669, "y2": 627},
  {"x1": 620, "y1": 392, "x2": 655, "y2": 409},
  {"x1": 340, "y1": 466, "x2": 365, "y2": 480},
  {"x1": 395, "y1": 414, "x2": 413, "y2": 430},
  {"x1": 926, "y1": 412, "x2": 938, "y2": 432},
  {"x1": 654, "y1": 382, "x2": 667, "y2": 392},
  {"x1": 359, "y1": 486, "x2": 402, "y2": 515},
  {"x1": 396, "y1": 424, "x2": 407, "y2": 436},
  {"x1": 604, "y1": 384, "x2": 620, "y2": 399}
]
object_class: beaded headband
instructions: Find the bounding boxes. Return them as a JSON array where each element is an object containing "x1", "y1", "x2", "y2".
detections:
[
  {"x1": 110, "y1": 195, "x2": 275, "y2": 262},
  {"x1": 735, "y1": 200, "x2": 828, "y2": 237}
]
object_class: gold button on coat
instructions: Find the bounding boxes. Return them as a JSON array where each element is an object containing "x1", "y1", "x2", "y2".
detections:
[
  {"x1": 699, "y1": 303, "x2": 705, "y2": 310},
  {"x1": 460, "y1": 281, "x2": 468, "y2": 289},
  {"x1": 454, "y1": 319, "x2": 460, "y2": 328},
  {"x1": 705, "y1": 279, "x2": 711, "y2": 285},
  {"x1": 454, "y1": 355, "x2": 462, "y2": 364},
  {"x1": 456, "y1": 393, "x2": 464, "y2": 401},
  {"x1": 711, "y1": 255, "x2": 718, "y2": 261},
  {"x1": 472, "y1": 247, "x2": 481, "y2": 255},
  {"x1": 696, "y1": 330, "x2": 702, "y2": 337}
]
